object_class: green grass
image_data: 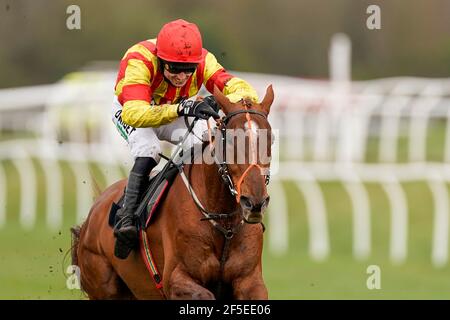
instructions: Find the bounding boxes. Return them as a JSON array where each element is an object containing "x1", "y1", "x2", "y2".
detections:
[
  {"x1": 0, "y1": 222, "x2": 85, "y2": 300},
  {"x1": 263, "y1": 180, "x2": 450, "y2": 299},
  {"x1": 0, "y1": 159, "x2": 85, "y2": 299}
]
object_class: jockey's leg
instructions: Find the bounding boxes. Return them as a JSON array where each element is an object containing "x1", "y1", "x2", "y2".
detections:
[
  {"x1": 114, "y1": 156, "x2": 157, "y2": 259},
  {"x1": 155, "y1": 116, "x2": 208, "y2": 149},
  {"x1": 111, "y1": 99, "x2": 162, "y2": 259}
]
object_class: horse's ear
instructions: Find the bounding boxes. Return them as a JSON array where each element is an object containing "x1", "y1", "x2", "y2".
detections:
[
  {"x1": 260, "y1": 85, "x2": 274, "y2": 115},
  {"x1": 213, "y1": 85, "x2": 233, "y2": 114}
]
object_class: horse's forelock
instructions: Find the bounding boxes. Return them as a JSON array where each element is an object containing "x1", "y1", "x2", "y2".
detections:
[{"x1": 241, "y1": 98, "x2": 254, "y2": 108}]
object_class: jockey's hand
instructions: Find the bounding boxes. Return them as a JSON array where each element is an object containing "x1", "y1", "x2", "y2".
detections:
[
  {"x1": 203, "y1": 95, "x2": 220, "y2": 113},
  {"x1": 177, "y1": 100, "x2": 220, "y2": 120}
]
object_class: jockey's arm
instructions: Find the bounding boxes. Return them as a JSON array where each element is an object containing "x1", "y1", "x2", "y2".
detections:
[
  {"x1": 203, "y1": 52, "x2": 259, "y2": 103},
  {"x1": 118, "y1": 59, "x2": 179, "y2": 128},
  {"x1": 121, "y1": 101, "x2": 178, "y2": 128}
]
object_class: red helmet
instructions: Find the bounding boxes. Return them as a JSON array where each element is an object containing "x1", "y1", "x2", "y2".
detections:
[{"x1": 156, "y1": 19, "x2": 203, "y2": 63}]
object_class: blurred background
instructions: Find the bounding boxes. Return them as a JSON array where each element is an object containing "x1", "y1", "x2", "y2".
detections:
[{"x1": 1, "y1": 0, "x2": 450, "y2": 299}]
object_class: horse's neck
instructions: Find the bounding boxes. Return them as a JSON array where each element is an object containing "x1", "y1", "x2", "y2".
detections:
[{"x1": 191, "y1": 162, "x2": 238, "y2": 215}]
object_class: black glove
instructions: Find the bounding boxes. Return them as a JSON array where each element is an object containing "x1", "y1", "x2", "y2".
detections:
[
  {"x1": 203, "y1": 95, "x2": 220, "y2": 113},
  {"x1": 178, "y1": 100, "x2": 220, "y2": 120}
]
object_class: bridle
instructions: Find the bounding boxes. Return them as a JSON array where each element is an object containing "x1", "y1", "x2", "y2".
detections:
[
  {"x1": 210, "y1": 107, "x2": 271, "y2": 202},
  {"x1": 182, "y1": 105, "x2": 271, "y2": 222}
]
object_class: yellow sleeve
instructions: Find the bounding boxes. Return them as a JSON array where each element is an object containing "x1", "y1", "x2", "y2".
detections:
[
  {"x1": 121, "y1": 100, "x2": 179, "y2": 128},
  {"x1": 223, "y1": 77, "x2": 259, "y2": 103},
  {"x1": 203, "y1": 52, "x2": 224, "y2": 84}
]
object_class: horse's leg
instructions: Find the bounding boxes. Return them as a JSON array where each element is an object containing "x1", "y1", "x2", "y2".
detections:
[
  {"x1": 232, "y1": 273, "x2": 268, "y2": 300},
  {"x1": 167, "y1": 266, "x2": 215, "y2": 300},
  {"x1": 79, "y1": 247, "x2": 135, "y2": 300}
]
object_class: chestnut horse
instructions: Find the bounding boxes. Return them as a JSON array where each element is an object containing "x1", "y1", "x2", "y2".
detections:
[{"x1": 72, "y1": 85, "x2": 274, "y2": 299}]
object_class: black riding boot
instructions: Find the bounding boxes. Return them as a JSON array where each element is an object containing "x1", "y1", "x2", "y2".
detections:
[{"x1": 114, "y1": 157, "x2": 156, "y2": 259}]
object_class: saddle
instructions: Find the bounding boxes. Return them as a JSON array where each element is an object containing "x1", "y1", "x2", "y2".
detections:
[{"x1": 108, "y1": 163, "x2": 179, "y2": 230}]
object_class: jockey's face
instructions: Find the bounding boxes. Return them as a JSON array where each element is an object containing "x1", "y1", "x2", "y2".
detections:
[
  {"x1": 164, "y1": 69, "x2": 193, "y2": 87},
  {"x1": 162, "y1": 61, "x2": 197, "y2": 87}
]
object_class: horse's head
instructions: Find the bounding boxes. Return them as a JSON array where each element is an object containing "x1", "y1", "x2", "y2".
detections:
[{"x1": 212, "y1": 85, "x2": 274, "y2": 224}]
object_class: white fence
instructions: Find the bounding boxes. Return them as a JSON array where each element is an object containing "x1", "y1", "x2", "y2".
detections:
[
  {"x1": 264, "y1": 76, "x2": 450, "y2": 268},
  {"x1": 2, "y1": 65, "x2": 450, "y2": 267}
]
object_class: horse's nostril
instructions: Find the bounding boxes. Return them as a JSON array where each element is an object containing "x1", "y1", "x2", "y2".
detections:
[
  {"x1": 240, "y1": 196, "x2": 253, "y2": 210},
  {"x1": 263, "y1": 196, "x2": 270, "y2": 207},
  {"x1": 251, "y1": 196, "x2": 270, "y2": 212}
]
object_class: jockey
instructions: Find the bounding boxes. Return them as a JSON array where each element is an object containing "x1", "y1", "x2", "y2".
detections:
[{"x1": 112, "y1": 19, "x2": 259, "y2": 259}]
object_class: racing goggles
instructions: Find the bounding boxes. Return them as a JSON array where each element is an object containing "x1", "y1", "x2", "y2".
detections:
[{"x1": 163, "y1": 61, "x2": 198, "y2": 74}]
